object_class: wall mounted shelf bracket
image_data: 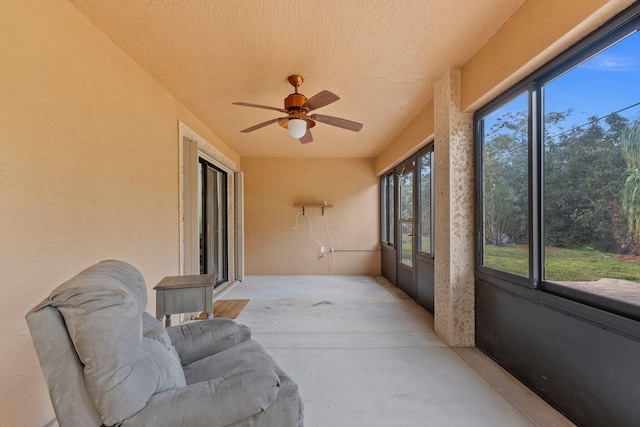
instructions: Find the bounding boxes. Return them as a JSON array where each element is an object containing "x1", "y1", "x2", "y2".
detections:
[{"x1": 294, "y1": 204, "x2": 333, "y2": 215}]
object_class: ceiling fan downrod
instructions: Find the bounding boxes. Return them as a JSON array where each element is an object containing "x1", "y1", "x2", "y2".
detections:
[
  {"x1": 287, "y1": 75, "x2": 304, "y2": 93},
  {"x1": 285, "y1": 75, "x2": 307, "y2": 111}
]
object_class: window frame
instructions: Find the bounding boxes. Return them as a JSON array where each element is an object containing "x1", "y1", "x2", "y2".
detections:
[
  {"x1": 380, "y1": 172, "x2": 395, "y2": 247},
  {"x1": 475, "y1": 85, "x2": 534, "y2": 289},
  {"x1": 398, "y1": 167, "x2": 415, "y2": 267},
  {"x1": 380, "y1": 173, "x2": 388, "y2": 244},
  {"x1": 474, "y1": 4, "x2": 640, "y2": 319},
  {"x1": 416, "y1": 145, "x2": 435, "y2": 257}
]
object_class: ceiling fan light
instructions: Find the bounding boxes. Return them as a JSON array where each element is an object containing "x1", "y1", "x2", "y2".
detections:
[{"x1": 287, "y1": 119, "x2": 307, "y2": 139}]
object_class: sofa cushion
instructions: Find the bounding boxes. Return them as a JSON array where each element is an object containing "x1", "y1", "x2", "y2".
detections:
[{"x1": 45, "y1": 260, "x2": 185, "y2": 426}]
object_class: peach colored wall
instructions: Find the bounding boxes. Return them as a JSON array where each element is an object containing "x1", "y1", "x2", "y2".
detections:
[
  {"x1": 374, "y1": 101, "x2": 434, "y2": 176},
  {"x1": 243, "y1": 158, "x2": 381, "y2": 275},
  {"x1": 0, "y1": 1, "x2": 239, "y2": 425}
]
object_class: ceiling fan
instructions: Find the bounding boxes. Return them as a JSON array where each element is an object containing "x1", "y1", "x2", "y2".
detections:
[{"x1": 232, "y1": 75, "x2": 363, "y2": 144}]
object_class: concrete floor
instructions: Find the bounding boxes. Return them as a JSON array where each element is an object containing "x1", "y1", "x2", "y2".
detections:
[{"x1": 221, "y1": 275, "x2": 576, "y2": 427}]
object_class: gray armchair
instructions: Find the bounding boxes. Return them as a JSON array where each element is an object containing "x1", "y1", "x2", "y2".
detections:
[{"x1": 26, "y1": 260, "x2": 303, "y2": 427}]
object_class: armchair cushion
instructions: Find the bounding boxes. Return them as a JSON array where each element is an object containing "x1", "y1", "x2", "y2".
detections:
[
  {"x1": 121, "y1": 360, "x2": 280, "y2": 427},
  {"x1": 167, "y1": 318, "x2": 251, "y2": 365},
  {"x1": 42, "y1": 260, "x2": 186, "y2": 426}
]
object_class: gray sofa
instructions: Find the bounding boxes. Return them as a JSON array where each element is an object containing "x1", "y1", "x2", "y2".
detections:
[{"x1": 26, "y1": 260, "x2": 303, "y2": 427}]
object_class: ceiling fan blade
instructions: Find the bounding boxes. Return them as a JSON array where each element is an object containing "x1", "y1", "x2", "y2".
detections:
[
  {"x1": 301, "y1": 90, "x2": 340, "y2": 112},
  {"x1": 232, "y1": 102, "x2": 287, "y2": 113},
  {"x1": 299, "y1": 129, "x2": 313, "y2": 144},
  {"x1": 311, "y1": 114, "x2": 363, "y2": 132},
  {"x1": 240, "y1": 117, "x2": 285, "y2": 133}
]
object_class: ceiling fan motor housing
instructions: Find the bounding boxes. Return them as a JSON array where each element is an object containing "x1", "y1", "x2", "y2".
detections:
[
  {"x1": 284, "y1": 93, "x2": 307, "y2": 111},
  {"x1": 282, "y1": 91, "x2": 315, "y2": 130}
]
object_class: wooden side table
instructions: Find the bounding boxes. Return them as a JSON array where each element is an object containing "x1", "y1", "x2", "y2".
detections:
[{"x1": 153, "y1": 274, "x2": 217, "y2": 326}]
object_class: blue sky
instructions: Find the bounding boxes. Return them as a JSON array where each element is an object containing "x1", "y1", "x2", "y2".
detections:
[
  {"x1": 545, "y1": 29, "x2": 640, "y2": 133},
  {"x1": 483, "y1": 29, "x2": 640, "y2": 140}
]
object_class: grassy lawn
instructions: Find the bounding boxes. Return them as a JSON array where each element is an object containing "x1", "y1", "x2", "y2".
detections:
[{"x1": 484, "y1": 245, "x2": 640, "y2": 282}]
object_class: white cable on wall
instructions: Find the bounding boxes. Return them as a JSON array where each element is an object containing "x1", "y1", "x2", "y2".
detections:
[
  {"x1": 323, "y1": 212, "x2": 336, "y2": 271},
  {"x1": 292, "y1": 211, "x2": 326, "y2": 252}
]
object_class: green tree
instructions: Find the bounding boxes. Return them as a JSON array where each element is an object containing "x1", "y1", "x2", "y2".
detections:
[
  {"x1": 483, "y1": 111, "x2": 528, "y2": 245},
  {"x1": 621, "y1": 120, "x2": 640, "y2": 240},
  {"x1": 544, "y1": 113, "x2": 627, "y2": 252},
  {"x1": 484, "y1": 178, "x2": 522, "y2": 245}
]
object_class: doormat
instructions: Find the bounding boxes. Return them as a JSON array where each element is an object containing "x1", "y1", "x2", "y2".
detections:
[
  {"x1": 197, "y1": 299, "x2": 249, "y2": 320},
  {"x1": 195, "y1": 299, "x2": 250, "y2": 320}
]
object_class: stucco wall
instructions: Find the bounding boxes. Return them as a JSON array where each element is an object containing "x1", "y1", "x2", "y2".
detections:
[
  {"x1": 0, "y1": 1, "x2": 239, "y2": 425},
  {"x1": 243, "y1": 157, "x2": 380, "y2": 275},
  {"x1": 374, "y1": 101, "x2": 434, "y2": 176}
]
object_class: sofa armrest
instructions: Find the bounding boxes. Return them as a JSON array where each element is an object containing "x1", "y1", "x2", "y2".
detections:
[
  {"x1": 120, "y1": 367, "x2": 280, "y2": 427},
  {"x1": 166, "y1": 319, "x2": 251, "y2": 365}
]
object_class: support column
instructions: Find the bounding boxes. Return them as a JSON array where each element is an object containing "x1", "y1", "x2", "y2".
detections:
[{"x1": 433, "y1": 69, "x2": 475, "y2": 347}]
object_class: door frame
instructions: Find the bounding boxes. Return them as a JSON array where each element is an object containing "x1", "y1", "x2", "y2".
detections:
[
  {"x1": 415, "y1": 144, "x2": 435, "y2": 313},
  {"x1": 380, "y1": 143, "x2": 435, "y2": 312},
  {"x1": 179, "y1": 121, "x2": 239, "y2": 286},
  {"x1": 396, "y1": 159, "x2": 417, "y2": 299}
]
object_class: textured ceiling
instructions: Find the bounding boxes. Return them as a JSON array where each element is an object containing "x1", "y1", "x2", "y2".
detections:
[{"x1": 68, "y1": 0, "x2": 526, "y2": 158}]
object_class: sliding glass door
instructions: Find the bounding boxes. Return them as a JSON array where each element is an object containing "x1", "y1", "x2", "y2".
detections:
[{"x1": 199, "y1": 158, "x2": 228, "y2": 286}]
